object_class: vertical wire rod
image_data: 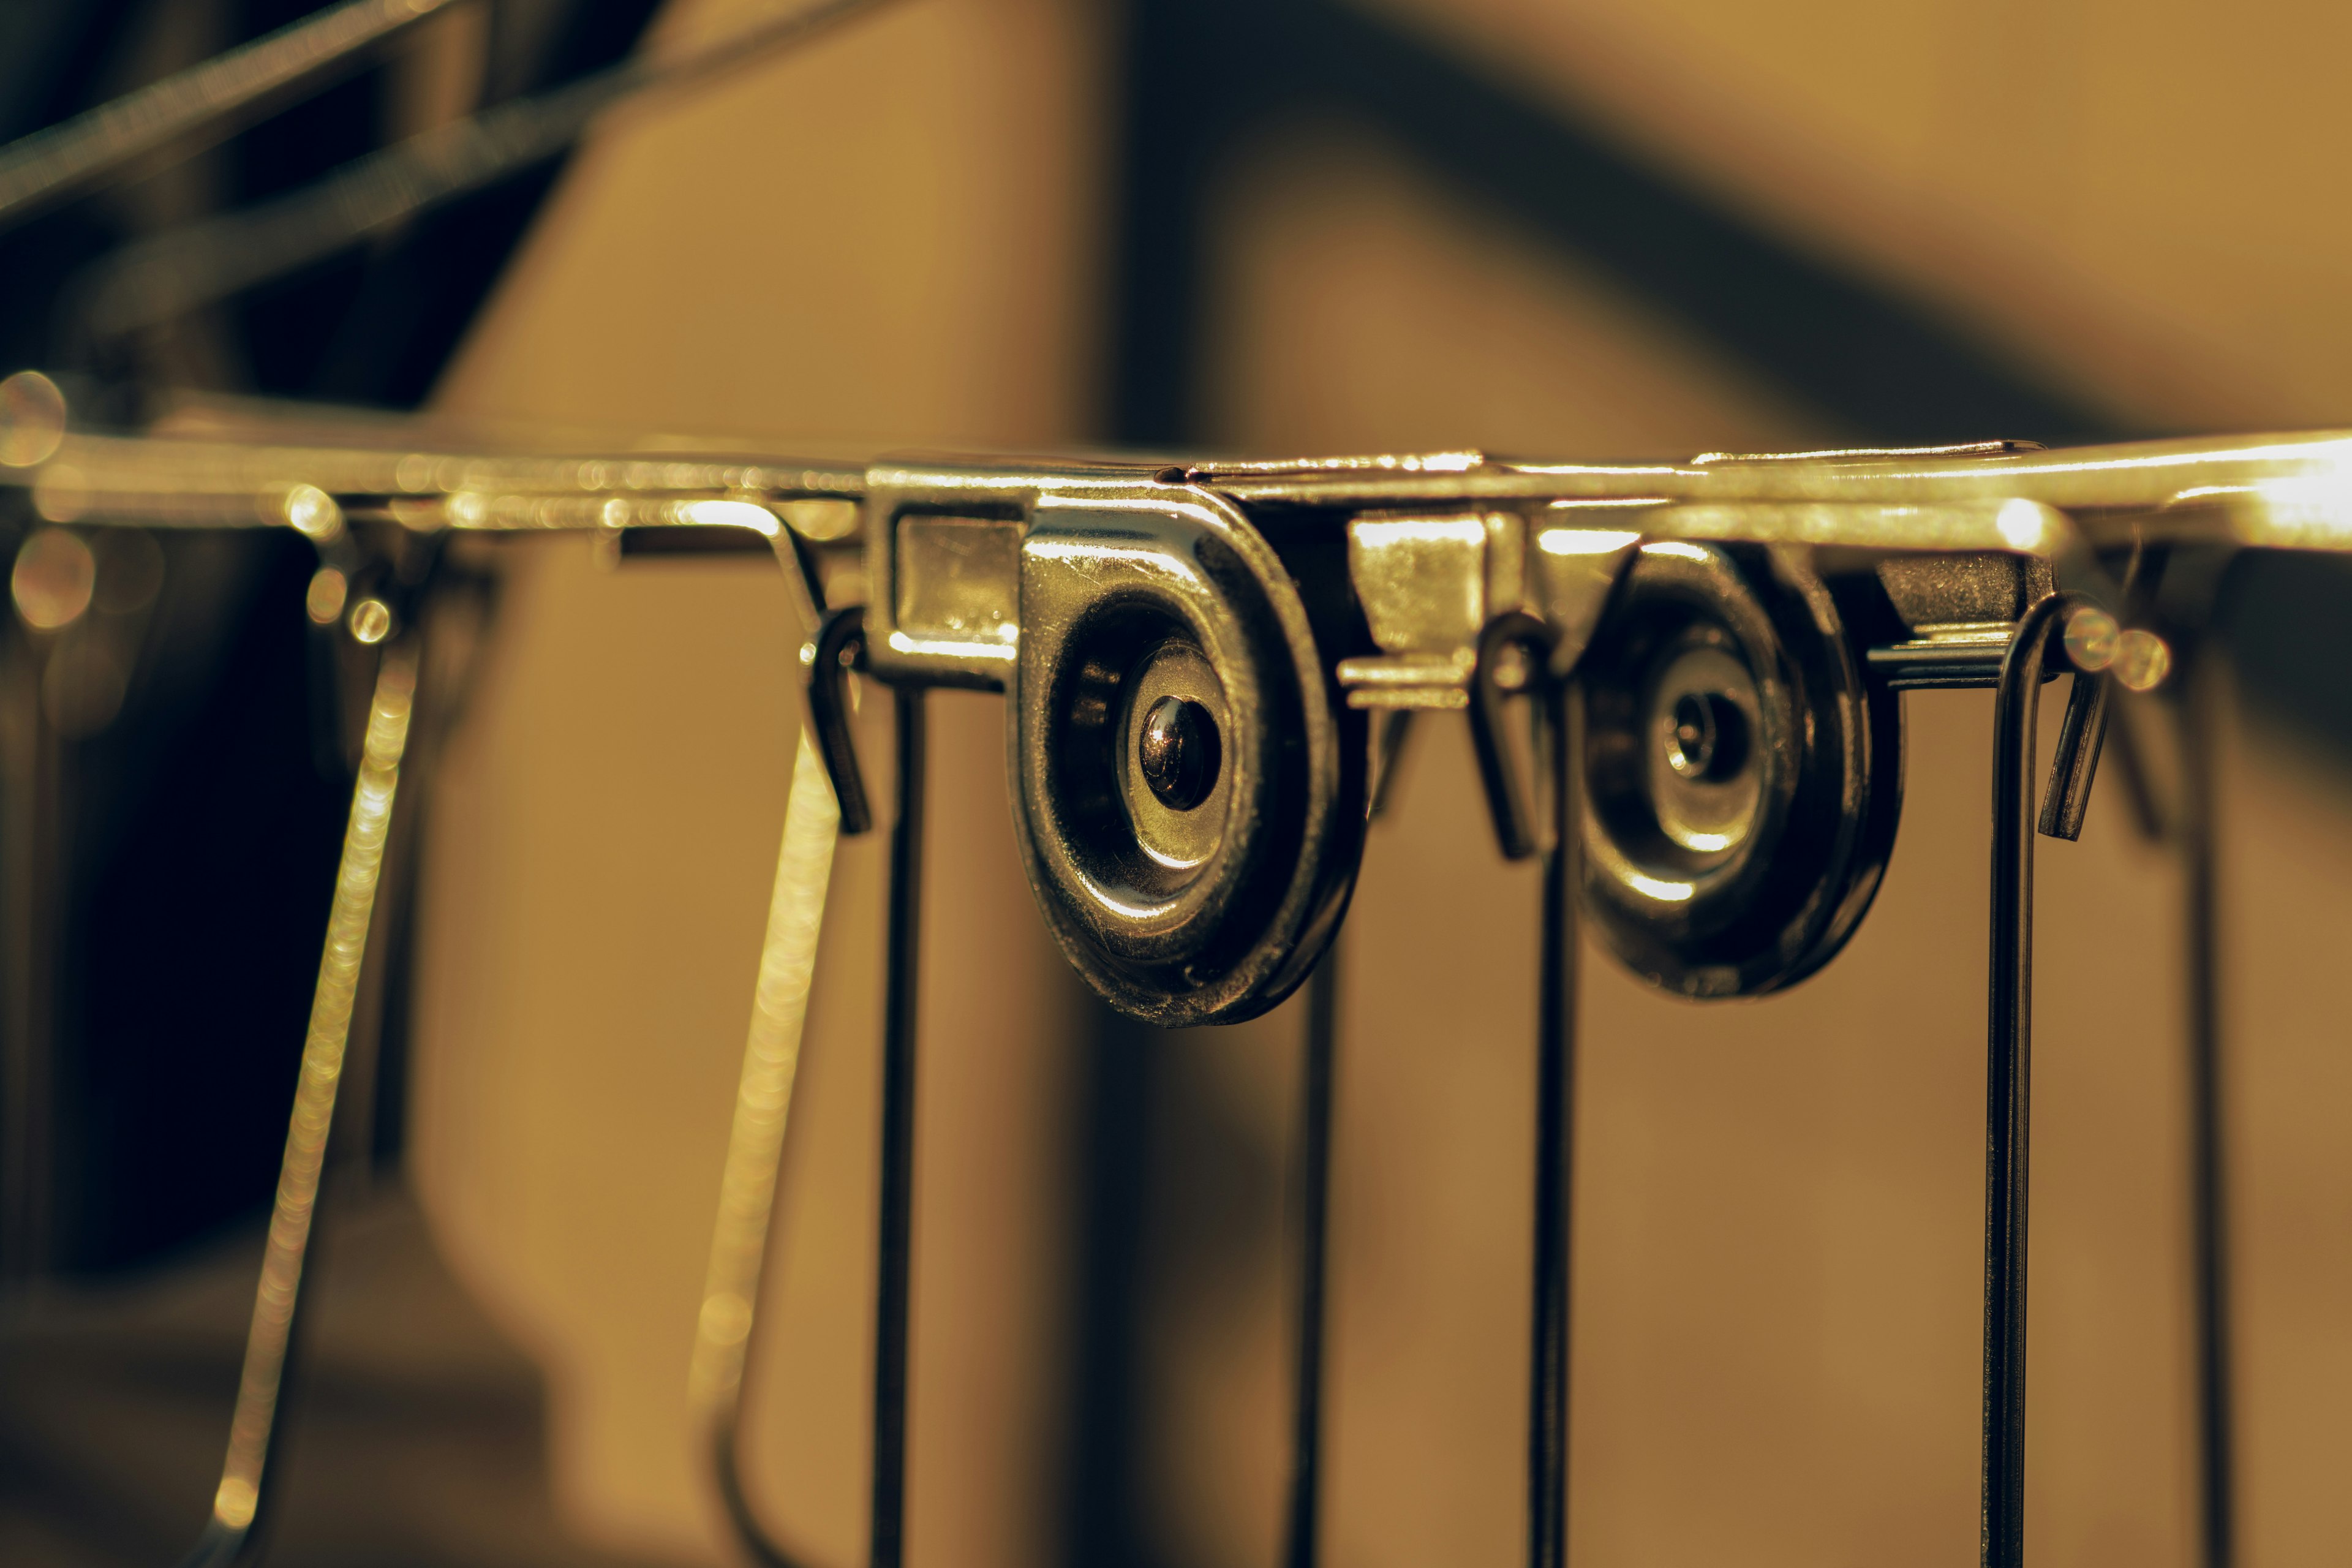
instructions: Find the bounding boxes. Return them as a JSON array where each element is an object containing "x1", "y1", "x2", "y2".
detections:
[
  {"x1": 1527, "y1": 679, "x2": 1581, "y2": 1568},
  {"x1": 175, "y1": 639, "x2": 418, "y2": 1568},
  {"x1": 2182, "y1": 653, "x2": 2237, "y2": 1568},
  {"x1": 1981, "y1": 591, "x2": 2083, "y2": 1568},
  {"x1": 692, "y1": 729, "x2": 844, "y2": 1568},
  {"x1": 1281, "y1": 942, "x2": 1342, "y2": 1568},
  {"x1": 869, "y1": 688, "x2": 926, "y2": 1568}
]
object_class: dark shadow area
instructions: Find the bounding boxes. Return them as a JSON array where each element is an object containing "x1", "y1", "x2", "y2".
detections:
[{"x1": 0, "y1": 1187, "x2": 685, "y2": 1568}]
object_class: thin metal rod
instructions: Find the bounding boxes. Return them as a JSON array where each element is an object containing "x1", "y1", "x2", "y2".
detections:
[
  {"x1": 2181, "y1": 653, "x2": 2237, "y2": 1568},
  {"x1": 2036, "y1": 670, "x2": 2109, "y2": 843},
  {"x1": 74, "y1": 0, "x2": 894, "y2": 344},
  {"x1": 1981, "y1": 591, "x2": 2080, "y2": 1568},
  {"x1": 870, "y1": 687, "x2": 925, "y2": 1568},
  {"x1": 0, "y1": 0, "x2": 462, "y2": 233},
  {"x1": 1528, "y1": 679, "x2": 1580, "y2": 1568},
  {"x1": 174, "y1": 639, "x2": 418, "y2": 1568},
  {"x1": 692, "y1": 729, "x2": 844, "y2": 1568},
  {"x1": 1281, "y1": 943, "x2": 1341, "y2": 1568}
]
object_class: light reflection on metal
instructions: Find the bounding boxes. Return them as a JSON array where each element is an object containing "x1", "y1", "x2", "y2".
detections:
[
  {"x1": 305, "y1": 567, "x2": 350, "y2": 625},
  {"x1": 347, "y1": 597, "x2": 393, "y2": 645},
  {"x1": 10, "y1": 529, "x2": 95, "y2": 631},
  {"x1": 0, "y1": 372, "x2": 67, "y2": 467},
  {"x1": 2, "y1": 403, "x2": 2325, "y2": 1568},
  {"x1": 2063, "y1": 606, "x2": 2122, "y2": 671},
  {"x1": 187, "y1": 642, "x2": 415, "y2": 1561},
  {"x1": 689, "y1": 731, "x2": 842, "y2": 1547},
  {"x1": 282, "y1": 482, "x2": 343, "y2": 541},
  {"x1": 0, "y1": 0, "x2": 461, "y2": 233},
  {"x1": 2113, "y1": 629, "x2": 2173, "y2": 692}
]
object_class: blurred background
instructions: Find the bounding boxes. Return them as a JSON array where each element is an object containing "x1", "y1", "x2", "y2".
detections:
[{"x1": 2, "y1": 0, "x2": 2351, "y2": 1564}]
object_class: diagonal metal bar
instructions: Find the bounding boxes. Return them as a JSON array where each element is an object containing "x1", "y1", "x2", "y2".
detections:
[
  {"x1": 0, "y1": 0, "x2": 464, "y2": 233},
  {"x1": 73, "y1": 0, "x2": 894, "y2": 344},
  {"x1": 175, "y1": 638, "x2": 418, "y2": 1568},
  {"x1": 691, "y1": 729, "x2": 843, "y2": 1568}
]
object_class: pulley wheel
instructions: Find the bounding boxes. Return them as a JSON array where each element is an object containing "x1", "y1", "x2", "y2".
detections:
[
  {"x1": 1010, "y1": 493, "x2": 1366, "y2": 1026},
  {"x1": 1578, "y1": 541, "x2": 1901, "y2": 998}
]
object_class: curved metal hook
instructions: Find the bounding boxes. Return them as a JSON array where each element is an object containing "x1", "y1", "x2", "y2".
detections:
[
  {"x1": 1468, "y1": 612, "x2": 1563, "y2": 862},
  {"x1": 1983, "y1": 588, "x2": 2095, "y2": 1568},
  {"x1": 805, "y1": 605, "x2": 873, "y2": 838}
]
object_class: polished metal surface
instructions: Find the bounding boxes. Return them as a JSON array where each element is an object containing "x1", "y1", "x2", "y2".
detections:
[
  {"x1": 179, "y1": 635, "x2": 418, "y2": 1568},
  {"x1": 4, "y1": 373, "x2": 2313, "y2": 1568},
  {"x1": 690, "y1": 731, "x2": 843, "y2": 1568}
]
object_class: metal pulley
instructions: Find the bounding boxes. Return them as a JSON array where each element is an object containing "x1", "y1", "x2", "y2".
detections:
[
  {"x1": 1008, "y1": 494, "x2": 1367, "y2": 1026},
  {"x1": 1576, "y1": 541, "x2": 1902, "y2": 998}
]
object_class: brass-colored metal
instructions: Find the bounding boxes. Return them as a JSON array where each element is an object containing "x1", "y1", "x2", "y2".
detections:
[
  {"x1": 1575, "y1": 543, "x2": 1900, "y2": 997},
  {"x1": 690, "y1": 731, "x2": 842, "y2": 1558},
  {"x1": 7, "y1": 382, "x2": 2331, "y2": 1568},
  {"x1": 0, "y1": 0, "x2": 461, "y2": 232},
  {"x1": 0, "y1": 400, "x2": 2284, "y2": 1020},
  {"x1": 182, "y1": 639, "x2": 417, "y2": 1566},
  {"x1": 1341, "y1": 510, "x2": 1638, "y2": 709},
  {"x1": 1009, "y1": 489, "x2": 1365, "y2": 1025}
]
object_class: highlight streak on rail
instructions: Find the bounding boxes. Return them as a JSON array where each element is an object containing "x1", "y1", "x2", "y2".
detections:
[{"x1": 184, "y1": 641, "x2": 415, "y2": 1566}]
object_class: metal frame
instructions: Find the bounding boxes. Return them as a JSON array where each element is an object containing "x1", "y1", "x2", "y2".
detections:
[{"x1": 4, "y1": 405, "x2": 2318, "y2": 1565}]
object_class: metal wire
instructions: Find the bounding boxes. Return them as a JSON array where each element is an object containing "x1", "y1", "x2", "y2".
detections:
[
  {"x1": 870, "y1": 687, "x2": 926, "y2": 1568},
  {"x1": 72, "y1": 0, "x2": 895, "y2": 345},
  {"x1": 1526, "y1": 679, "x2": 1579, "y2": 1568},
  {"x1": 175, "y1": 639, "x2": 418, "y2": 1568},
  {"x1": 691, "y1": 729, "x2": 843, "y2": 1568},
  {"x1": 1281, "y1": 944, "x2": 1340, "y2": 1568},
  {"x1": 2182, "y1": 650, "x2": 2239, "y2": 1568},
  {"x1": 1981, "y1": 591, "x2": 2086, "y2": 1568},
  {"x1": 0, "y1": 0, "x2": 462, "y2": 234}
]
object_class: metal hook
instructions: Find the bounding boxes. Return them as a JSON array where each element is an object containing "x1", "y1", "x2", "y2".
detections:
[
  {"x1": 1982, "y1": 588, "x2": 2090, "y2": 1568},
  {"x1": 806, "y1": 605, "x2": 875, "y2": 838},
  {"x1": 1468, "y1": 612, "x2": 1562, "y2": 862}
]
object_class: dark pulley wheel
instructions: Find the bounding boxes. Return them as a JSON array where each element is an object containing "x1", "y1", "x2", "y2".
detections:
[
  {"x1": 1009, "y1": 491, "x2": 1367, "y2": 1026},
  {"x1": 1577, "y1": 541, "x2": 1902, "y2": 998}
]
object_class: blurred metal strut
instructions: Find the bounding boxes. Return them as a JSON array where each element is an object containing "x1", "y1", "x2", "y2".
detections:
[
  {"x1": 175, "y1": 639, "x2": 418, "y2": 1568},
  {"x1": 0, "y1": 0, "x2": 464, "y2": 233},
  {"x1": 690, "y1": 729, "x2": 843, "y2": 1567}
]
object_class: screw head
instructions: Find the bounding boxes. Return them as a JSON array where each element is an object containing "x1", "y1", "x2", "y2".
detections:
[
  {"x1": 1663, "y1": 690, "x2": 1747, "y2": 782},
  {"x1": 1137, "y1": 695, "x2": 1218, "y2": 810}
]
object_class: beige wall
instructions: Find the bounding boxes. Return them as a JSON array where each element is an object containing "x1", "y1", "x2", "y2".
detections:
[
  {"x1": 417, "y1": 0, "x2": 1098, "y2": 1561},
  {"x1": 404, "y1": 2, "x2": 2352, "y2": 1566}
]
